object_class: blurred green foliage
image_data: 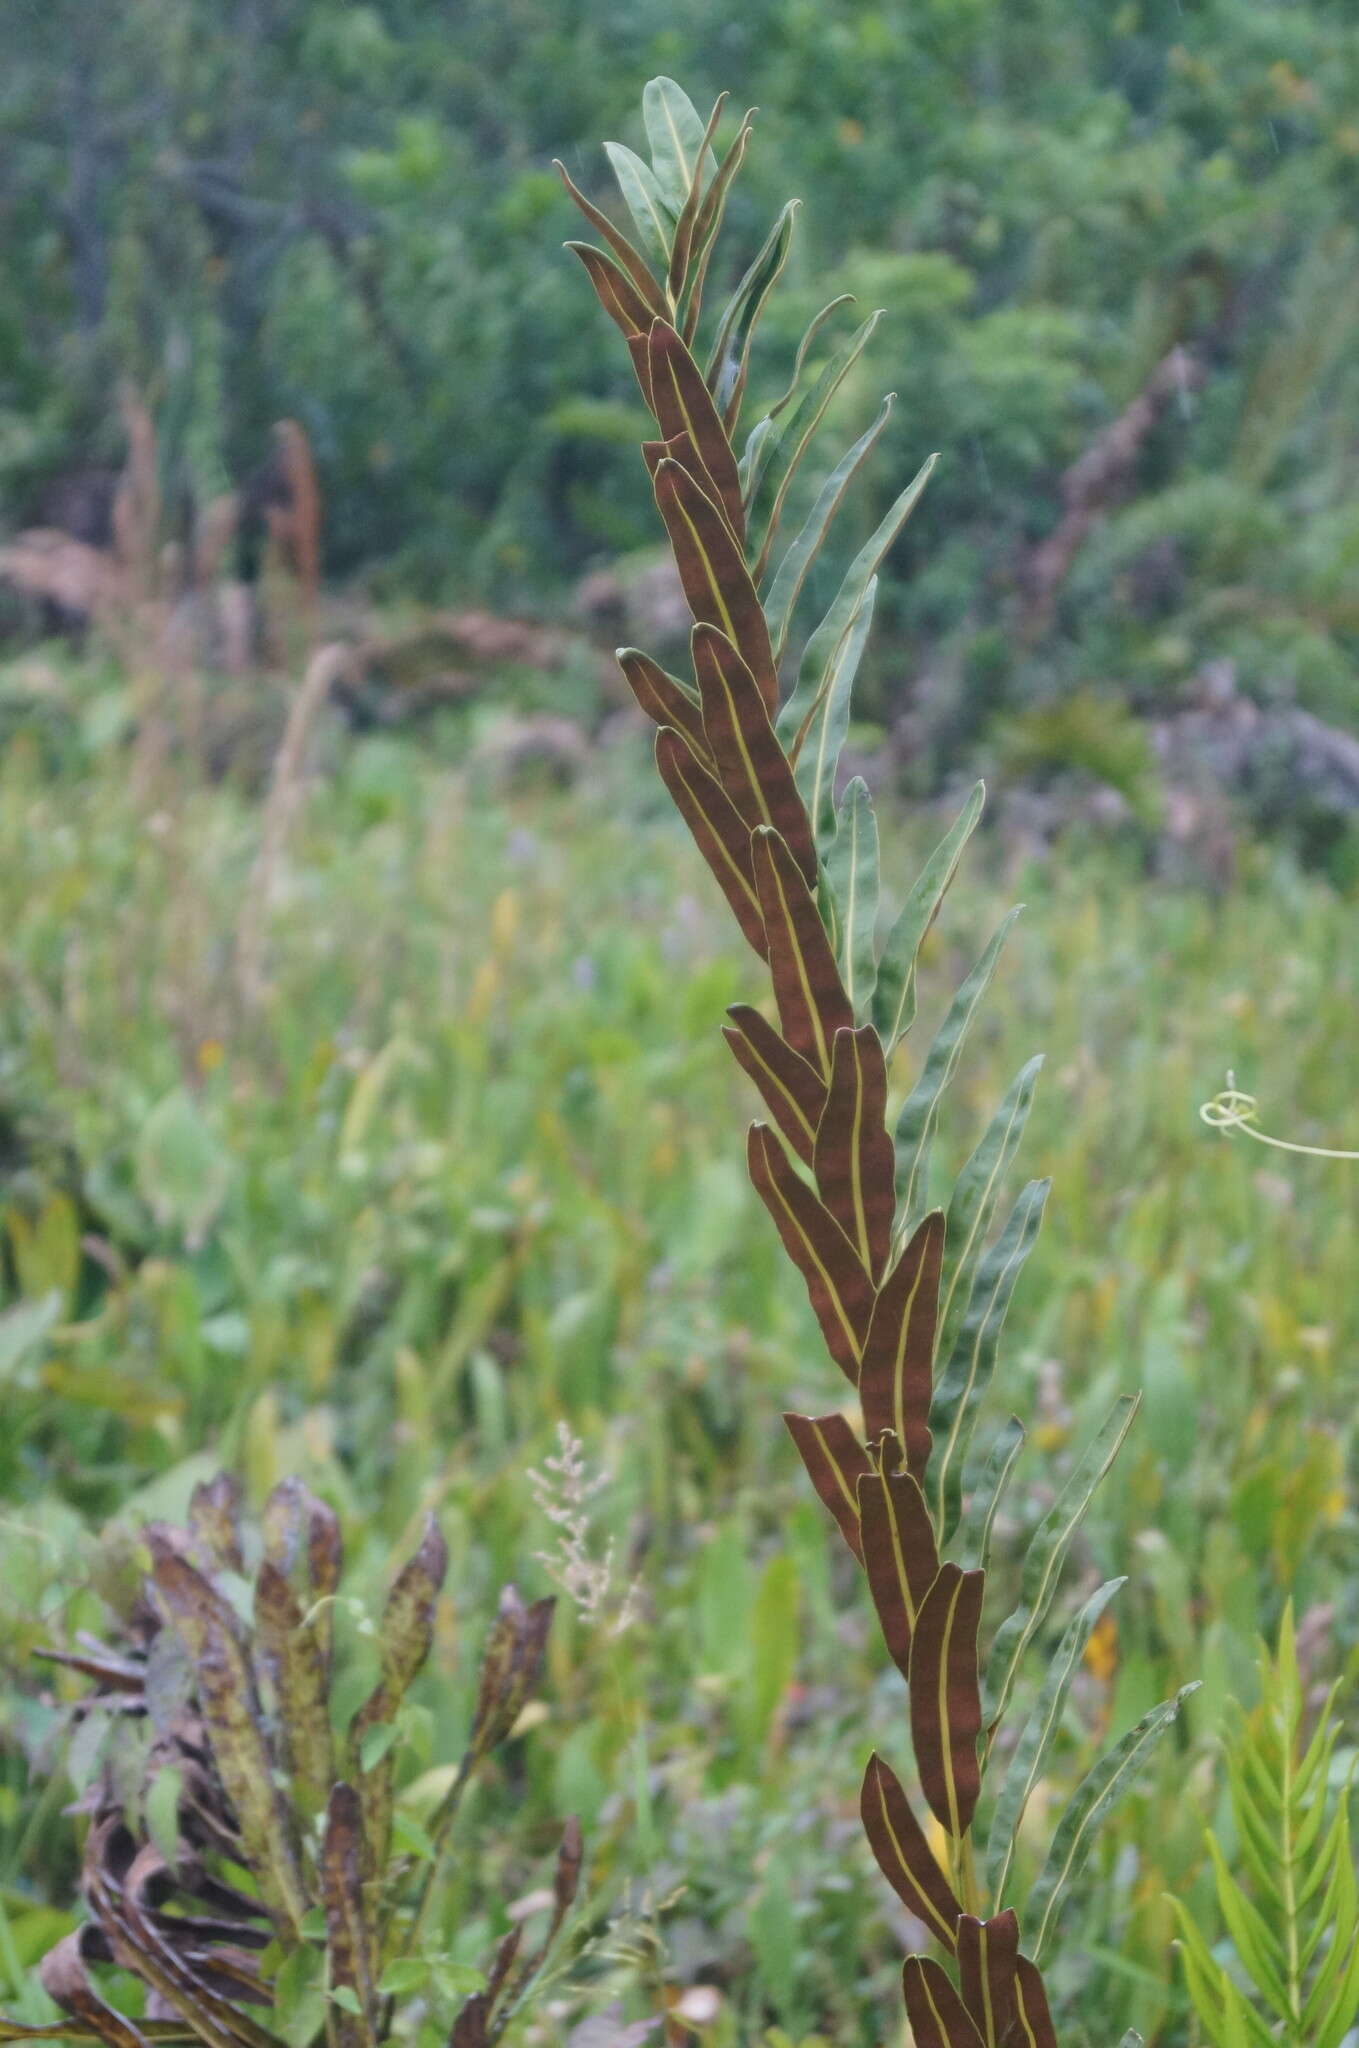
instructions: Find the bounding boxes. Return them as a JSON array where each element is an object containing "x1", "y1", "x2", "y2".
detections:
[
  {"x1": 3, "y1": 1, "x2": 1359, "y2": 740},
  {"x1": 0, "y1": 660, "x2": 1355, "y2": 2043}
]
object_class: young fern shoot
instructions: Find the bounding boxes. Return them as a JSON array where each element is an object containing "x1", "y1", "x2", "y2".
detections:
[{"x1": 564, "y1": 80, "x2": 1196, "y2": 2043}]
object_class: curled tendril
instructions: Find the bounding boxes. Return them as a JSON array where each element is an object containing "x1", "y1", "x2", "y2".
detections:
[{"x1": 1200, "y1": 1072, "x2": 1359, "y2": 1161}]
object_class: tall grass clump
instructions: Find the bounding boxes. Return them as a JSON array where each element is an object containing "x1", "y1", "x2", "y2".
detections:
[{"x1": 561, "y1": 79, "x2": 1200, "y2": 2041}]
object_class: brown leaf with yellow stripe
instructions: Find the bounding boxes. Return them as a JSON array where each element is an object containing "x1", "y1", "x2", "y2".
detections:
[
  {"x1": 652, "y1": 456, "x2": 779, "y2": 710},
  {"x1": 565, "y1": 242, "x2": 656, "y2": 343},
  {"x1": 628, "y1": 333, "x2": 656, "y2": 413},
  {"x1": 1007, "y1": 1957, "x2": 1059, "y2": 2048},
  {"x1": 860, "y1": 1752, "x2": 963, "y2": 1950},
  {"x1": 813, "y1": 1026, "x2": 895, "y2": 1278},
  {"x1": 693, "y1": 625, "x2": 817, "y2": 881},
  {"x1": 655, "y1": 728, "x2": 768, "y2": 959},
  {"x1": 956, "y1": 1912, "x2": 1019, "y2": 2045},
  {"x1": 752, "y1": 825, "x2": 854, "y2": 1076},
  {"x1": 724, "y1": 1003, "x2": 824, "y2": 1165},
  {"x1": 859, "y1": 1209, "x2": 943, "y2": 1482},
  {"x1": 909, "y1": 1563, "x2": 986, "y2": 1840},
  {"x1": 642, "y1": 432, "x2": 736, "y2": 547},
  {"x1": 747, "y1": 1121, "x2": 873, "y2": 1381},
  {"x1": 901, "y1": 1959, "x2": 984, "y2": 2048},
  {"x1": 554, "y1": 162, "x2": 667, "y2": 320},
  {"x1": 618, "y1": 646, "x2": 711, "y2": 762},
  {"x1": 783, "y1": 1410, "x2": 871, "y2": 1560},
  {"x1": 857, "y1": 1459, "x2": 939, "y2": 1676},
  {"x1": 648, "y1": 321, "x2": 746, "y2": 539}
]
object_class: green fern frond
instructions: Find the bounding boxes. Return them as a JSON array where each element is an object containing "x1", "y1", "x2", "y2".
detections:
[{"x1": 1169, "y1": 1604, "x2": 1359, "y2": 2048}]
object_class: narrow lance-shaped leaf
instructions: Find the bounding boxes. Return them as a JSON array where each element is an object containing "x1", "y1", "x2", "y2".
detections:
[
  {"x1": 752, "y1": 825, "x2": 855, "y2": 1075},
  {"x1": 648, "y1": 322, "x2": 746, "y2": 539},
  {"x1": 188, "y1": 1474, "x2": 244, "y2": 1575},
  {"x1": 553, "y1": 162, "x2": 666, "y2": 317},
  {"x1": 1010, "y1": 1958, "x2": 1061, "y2": 2048},
  {"x1": 985, "y1": 1577, "x2": 1128, "y2": 1905},
  {"x1": 747, "y1": 1121, "x2": 875, "y2": 1380},
  {"x1": 745, "y1": 312, "x2": 885, "y2": 577},
  {"x1": 680, "y1": 113, "x2": 753, "y2": 342},
  {"x1": 983, "y1": 1394, "x2": 1139, "y2": 1734},
  {"x1": 706, "y1": 201, "x2": 798, "y2": 421},
  {"x1": 351, "y1": 1512, "x2": 449, "y2": 1872},
  {"x1": 956, "y1": 1911, "x2": 1020, "y2": 2046},
  {"x1": 860, "y1": 1752, "x2": 964, "y2": 1951},
  {"x1": 253, "y1": 1558, "x2": 333, "y2": 1818},
  {"x1": 813, "y1": 1026, "x2": 895, "y2": 1279},
  {"x1": 783, "y1": 1410, "x2": 871, "y2": 1561},
  {"x1": 909, "y1": 1563, "x2": 986, "y2": 1839},
  {"x1": 822, "y1": 778, "x2": 880, "y2": 1018},
  {"x1": 470, "y1": 1586, "x2": 555, "y2": 1760},
  {"x1": 692, "y1": 624, "x2": 817, "y2": 880},
  {"x1": 936, "y1": 1055, "x2": 1044, "y2": 1372},
  {"x1": 951, "y1": 1416, "x2": 1026, "y2": 1577},
  {"x1": 149, "y1": 1539, "x2": 308, "y2": 1940},
  {"x1": 857, "y1": 1459, "x2": 939, "y2": 1678},
  {"x1": 617, "y1": 646, "x2": 710, "y2": 762},
  {"x1": 776, "y1": 452, "x2": 937, "y2": 755},
  {"x1": 901, "y1": 1959, "x2": 984, "y2": 2048},
  {"x1": 565, "y1": 243, "x2": 657, "y2": 344},
  {"x1": 859, "y1": 1209, "x2": 944, "y2": 1484},
  {"x1": 602, "y1": 143, "x2": 674, "y2": 271},
  {"x1": 653, "y1": 457, "x2": 779, "y2": 710},
  {"x1": 764, "y1": 395, "x2": 896, "y2": 661},
  {"x1": 788, "y1": 575, "x2": 878, "y2": 840},
  {"x1": 893, "y1": 909, "x2": 1024, "y2": 1236},
  {"x1": 723, "y1": 1002, "x2": 824, "y2": 1164},
  {"x1": 930, "y1": 1177, "x2": 1049, "y2": 1540},
  {"x1": 667, "y1": 92, "x2": 727, "y2": 297},
  {"x1": 321, "y1": 1786, "x2": 377, "y2": 2048},
  {"x1": 1028, "y1": 1684, "x2": 1200, "y2": 1961},
  {"x1": 642, "y1": 428, "x2": 734, "y2": 535},
  {"x1": 655, "y1": 727, "x2": 768, "y2": 960},
  {"x1": 642, "y1": 76, "x2": 709, "y2": 212},
  {"x1": 872, "y1": 782, "x2": 985, "y2": 1051}
]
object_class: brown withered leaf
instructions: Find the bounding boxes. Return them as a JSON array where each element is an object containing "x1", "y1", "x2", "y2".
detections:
[
  {"x1": 782, "y1": 1411, "x2": 871, "y2": 1561},
  {"x1": 856, "y1": 1461, "x2": 939, "y2": 1678},
  {"x1": 655, "y1": 728, "x2": 768, "y2": 959},
  {"x1": 565, "y1": 243, "x2": 656, "y2": 343},
  {"x1": 752, "y1": 828, "x2": 854, "y2": 1078},
  {"x1": 859, "y1": 1210, "x2": 943, "y2": 1483},
  {"x1": 901, "y1": 1958, "x2": 984, "y2": 2048},
  {"x1": 1007, "y1": 1956, "x2": 1059, "y2": 2048},
  {"x1": 859, "y1": 1753, "x2": 963, "y2": 1951},
  {"x1": 908, "y1": 1564, "x2": 986, "y2": 1841},
  {"x1": 187, "y1": 1478, "x2": 244, "y2": 1576},
  {"x1": 813, "y1": 1027, "x2": 895, "y2": 1280},
  {"x1": 37, "y1": 1929, "x2": 151, "y2": 2048},
  {"x1": 692, "y1": 626, "x2": 817, "y2": 881},
  {"x1": 321, "y1": 1786, "x2": 377, "y2": 2048},
  {"x1": 470, "y1": 1586, "x2": 555, "y2": 1761},
  {"x1": 956, "y1": 1911, "x2": 1019, "y2": 2045},
  {"x1": 747, "y1": 1122, "x2": 874, "y2": 1381},
  {"x1": 148, "y1": 1537, "x2": 309, "y2": 1941},
  {"x1": 260, "y1": 1477, "x2": 342, "y2": 1677},
  {"x1": 618, "y1": 648, "x2": 711, "y2": 762},
  {"x1": 647, "y1": 323, "x2": 745, "y2": 540},
  {"x1": 724, "y1": 1003, "x2": 825, "y2": 1166},
  {"x1": 652, "y1": 458, "x2": 779, "y2": 711},
  {"x1": 252, "y1": 1560, "x2": 332, "y2": 1818},
  {"x1": 553, "y1": 163, "x2": 666, "y2": 320}
]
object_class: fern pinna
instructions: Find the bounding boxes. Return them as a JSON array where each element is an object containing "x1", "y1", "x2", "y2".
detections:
[{"x1": 562, "y1": 80, "x2": 1196, "y2": 2045}]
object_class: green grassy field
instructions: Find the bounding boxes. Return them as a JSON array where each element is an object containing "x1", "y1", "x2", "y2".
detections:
[{"x1": 1, "y1": 665, "x2": 1356, "y2": 2046}]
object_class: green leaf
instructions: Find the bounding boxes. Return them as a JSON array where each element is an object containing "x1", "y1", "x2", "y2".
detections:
[
  {"x1": 603, "y1": 143, "x2": 675, "y2": 271},
  {"x1": 358, "y1": 1721, "x2": 398, "y2": 1771},
  {"x1": 787, "y1": 577, "x2": 878, "y2": 845},
  {"x1": 745, "y1": 313, "x2": 884, "y2": 574},
  {"x1": 951, "y1": 1415, "x2": 1026, "y2": 1576},
  {"x1": 1029, "y1": 1683, "x2": 1199, "y2": 1960},
  {"x1": 707, "y1": 202, "x2": 798, "y2": 421},
  {"x1": 931, "y1": 1181, "x2": 1048, "y2": 1542},
  {"x1": 986, "y1": 1578, "x2": 1127, "y2": 1905},
  {"x1": 144, "y1": 1765, "x2": 183, "y2": 1864},
  {"x1": 0, "y1": 1291, "x2": 62, "y2": 1385},
  {"x1": 892, "y1": 908, "x2": 1022, "y2": 1233},
  {"x1": 936, "y1": 1056, "x2": 1043, "y2": 1371},
  {"x1": 822, "y1": 778, "x2": 880, "y2": 1017},
  {"x1": 982, "y1": 1394, "x2": 1139, "y2": 1731},
  {"x1": 872, "y1": 782, "x2": 985, "y2": 1051},
  {"x1": 642, "y1": 77, "x2": 709, "y2": 212},
  {"x1": 764, "y1": 395, "x2": 896, "y2": 661}
]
